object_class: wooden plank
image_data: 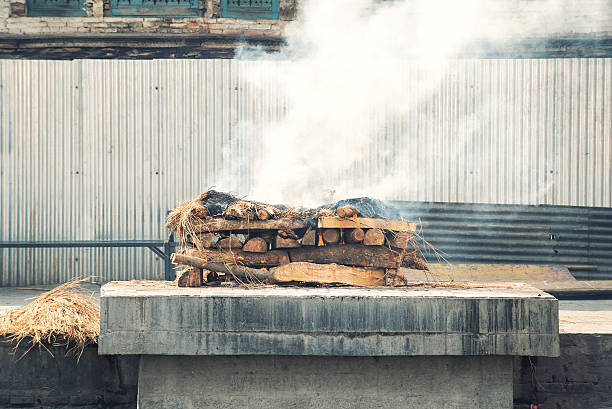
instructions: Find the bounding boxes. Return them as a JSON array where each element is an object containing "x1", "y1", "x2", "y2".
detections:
[
  {"x1": 318, "y1": 217, "x2": 416, "y2": 232},
  {"x1": 272, "y1": 262, "x2": 384, "y2": 287},
  {"x1": 288, "y1": 244, "x2": 402, "y2": 269},
  {"x1": 399, "y1": 263, "x2": 577, "y2": 282},
  {"x1": 193, "y1": 218, "x2": 308, "y2": 233},
  {"x1": 183, "y1": 247, "x2": 289, "y2": 267}
]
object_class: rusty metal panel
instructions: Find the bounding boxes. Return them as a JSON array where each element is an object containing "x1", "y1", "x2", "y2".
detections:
[
  {"x1": 0, "y1": 58, "x2": 610, "y2": 285},
  {"x1": 394, "y1": 201, "x2": 612, "y2": 280}
]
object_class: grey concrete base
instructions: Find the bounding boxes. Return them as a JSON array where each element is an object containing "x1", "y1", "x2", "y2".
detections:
[
  {"x1": 138, "y1": 355, "x2": 513, "y2": 409},
  {"x1": 0, "y1": 339, "x2": 137, "y2": 408},
  {"x1": 100, "y1": 282, "x2": 559, "y2": 357}
]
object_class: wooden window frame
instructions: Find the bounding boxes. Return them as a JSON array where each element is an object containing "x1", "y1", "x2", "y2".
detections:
[
  {"x1": 109, "y1": 0, "x2": 202, "y2": 17},
  {"x1": 220, "y1": 0, "x2": 278, "y2": 19},
  {"x1": 26, "y1": 0, "x2": 87, "y2": 16}
]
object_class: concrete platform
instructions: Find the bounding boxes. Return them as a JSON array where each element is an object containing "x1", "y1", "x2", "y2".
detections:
[
  {"x1": 139, "y1": 355, "x2": 514, "y2": 409},
  {"x1": 98, "y1": 281, "x2": 559, "y2": 408},
  {"x1": 99, "y1": 281, "x2": 559, "y2": 357}
]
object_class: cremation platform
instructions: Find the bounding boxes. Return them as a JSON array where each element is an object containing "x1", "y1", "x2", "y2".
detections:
[{"x1": 99, "y1": 281, "x2": 559, "y2": 408}]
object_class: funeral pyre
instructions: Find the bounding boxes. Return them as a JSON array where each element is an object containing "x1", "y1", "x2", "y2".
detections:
[{"x1": 167, "y1": 190, "x2": 429, "y2": 287}]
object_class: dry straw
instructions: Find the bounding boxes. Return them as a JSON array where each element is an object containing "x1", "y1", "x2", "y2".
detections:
[
  {"x1": 0, "y1": 280, "x2": 100, "y2": 361},
  {"x1": 165, "y1": 191, "x2": 210, "y2": 248}
]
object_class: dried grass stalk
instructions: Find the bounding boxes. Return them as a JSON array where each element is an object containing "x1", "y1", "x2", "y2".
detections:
[
  {"x1": 165, "y1": 191, "x2": 210, "y2": 248},
  {"x1": 0, "y1": 280, "x2": 99, "y2": 361}
]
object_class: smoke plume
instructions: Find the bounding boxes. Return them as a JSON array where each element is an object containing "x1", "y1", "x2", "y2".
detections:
[{"x1": 218, "y1": 0, "x2": 606, "y2": 207}]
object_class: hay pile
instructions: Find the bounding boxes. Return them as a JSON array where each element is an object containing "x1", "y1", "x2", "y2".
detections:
[{"x1": 0, "y1": 280, "x2": 100, "y2": 360}]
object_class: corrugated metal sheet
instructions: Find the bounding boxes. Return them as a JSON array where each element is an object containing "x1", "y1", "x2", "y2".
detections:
[
  {"x1": 393, "y1": 201, "x2": 612, "y2": 280},
  {"x1": 0, "y1": 58, "x2": 610, "y2": 286}
]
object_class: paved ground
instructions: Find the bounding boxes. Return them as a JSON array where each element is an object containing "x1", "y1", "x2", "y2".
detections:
[
  {"x1": 0, "y1": 283, "x2": 101, "y2": 314},
  {"x1": 0, "y1": 284, "x2": 610, "y2": 334},
  {"x1": 558, "y1": 299, "x2": 612, "y2": 334}
]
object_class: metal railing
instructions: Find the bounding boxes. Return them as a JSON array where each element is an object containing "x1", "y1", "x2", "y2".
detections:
[{"x1": 0, "y1": 235, "x2": 176, "y2": 283}]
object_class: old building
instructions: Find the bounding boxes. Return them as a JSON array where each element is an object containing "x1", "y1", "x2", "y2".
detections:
[{"x1": 0, "y1": 0, "x2": 297, "y2": 57}]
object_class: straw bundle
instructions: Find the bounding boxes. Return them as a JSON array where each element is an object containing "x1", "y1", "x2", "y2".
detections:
[
  {"x1": 165, "y1": 191, "x2": 210, "y2": 248},
  {"x1": 0, "y1": 280, "x2": 100, "y2": 360}
]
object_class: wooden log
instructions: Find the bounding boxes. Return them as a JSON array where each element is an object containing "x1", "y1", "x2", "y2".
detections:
[
  {"x1": 256, "y1": 208, "x2": 273, "y2": 220},
  {"x1": 174, "y1": 256, "x2": 384, "y2": 287},
  {"x1": 336, "y1": 205, "x2": 360, "y2": 218},
  {"x1": 217, "y1": 237, "x2": 243, "y2": 250},
  {"x1": 345, "y1": 228, "x2": 365, "y2": 243},
  {"x1": 386, "y1": 232, "x2": 412, "y2": 249},
  {"x1": 243, "y1": 237, "x2": 268, "y2": 253},
  {"x1": 364, "y1": 228, "x2": 385, "y2": 246},
  {"x1": 275, "y1": 235, "x2": 300, "y2": 249},
  {"x1": 172, "y1": 253, "x2": 271, "y2": 282},
  {"x1": 177, "y1": 267, "x2": 203, "y2": 287},
  {"x1": 193, "y1": 218, "x2": 308, "y2": 233},
  {"x1": 278, "y1": 229, "x2": 299, "y2": 239},
  {"x1": 288, "y1": 244, "x2": 402, "y2": 269},
  {"x1": 183, "y1": 247, "x2": 289, "y2": 267},
  {"x1": 318, "y1": 217, "x2": 416, "y2": 232},
  {"x1": 224, "y1": 200, "x2": 256, "y2": 220},
  {"x1": 300, "y1": 229, "x2": 317, "y2": 246},
  {"x1": 383, "y1": 268, "x2": 407, "y2": 286},
  {"x1": 272, "y1": 262, "x2": 384, "y2": 287},
  {"x1": 321, "y1": 228, "x2": 340, "y2": 244},
  {"x1": 188, "y1": 232, "x2": 219, "y2": 248}
]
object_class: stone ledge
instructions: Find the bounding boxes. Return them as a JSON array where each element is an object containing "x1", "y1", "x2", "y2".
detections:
[{"x1": 99, "y1": 281, "x2": 559, "y2": 357}]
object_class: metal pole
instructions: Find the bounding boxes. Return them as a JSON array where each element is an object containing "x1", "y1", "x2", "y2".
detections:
[{"x1": 164, "y1": 232, "x2": 176, "y2": 281}]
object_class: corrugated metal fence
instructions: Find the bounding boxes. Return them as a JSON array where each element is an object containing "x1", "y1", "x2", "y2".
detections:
[
  {"x1": 393, "y1": 202, "x2": 612, "y2": 280},
  {"x1": 0, "y1": 58, "x2": 610, "y2": 285}
]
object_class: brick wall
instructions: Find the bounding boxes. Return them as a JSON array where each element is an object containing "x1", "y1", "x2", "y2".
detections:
[{"x1": 0, "y1": 0, "x2": 296, "y2": 36}]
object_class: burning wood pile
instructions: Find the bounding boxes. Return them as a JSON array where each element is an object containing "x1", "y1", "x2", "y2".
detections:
[{"x1": 167, "y1": 190, "x2": 428, "y2": 287}]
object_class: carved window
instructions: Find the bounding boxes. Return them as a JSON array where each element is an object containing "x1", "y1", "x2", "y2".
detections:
[
  {"x1": 26, "y1": 0, "x2": 86, "y2": 16},
  {"x1": 110, "y1": 0, "x2": 201, "y2": 17},
  {"x1": 221, "y1": 0, "x2": 278, "y2": 19}
]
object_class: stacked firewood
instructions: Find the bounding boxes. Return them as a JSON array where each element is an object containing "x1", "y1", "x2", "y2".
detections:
[{"x1": 168, "y1": 193, "x2": 427, "y2": 288}]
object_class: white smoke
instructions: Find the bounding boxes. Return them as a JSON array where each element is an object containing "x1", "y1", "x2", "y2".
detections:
[{"x1": 218, "y1": 0, "x2": 606, "y2": 207}]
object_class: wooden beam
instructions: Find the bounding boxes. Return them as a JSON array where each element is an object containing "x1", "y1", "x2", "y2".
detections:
[
  {"x1": 193, "y1": 218, "x2": 308, "y2": 233},
  {"x1": 172, "y1": 253, "x2": 271, "y2": 282},
  {"x1": 183, "y1": 247, "x2": 289, "y2": 267},
  {"x1": 318, "y1": 217, "x2": 416, "y2": 232},
  {"x1": 272, "y1": 262, "x2": 384, "y2": 287},
  {"x1": 288, "y1": 244, "x2": 402, "y2": 269}
]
